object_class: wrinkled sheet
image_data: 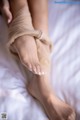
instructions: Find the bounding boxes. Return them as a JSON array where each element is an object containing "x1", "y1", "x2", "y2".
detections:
[{"x1": 0, "y1": 1, "x2": 80, "y2": 120}]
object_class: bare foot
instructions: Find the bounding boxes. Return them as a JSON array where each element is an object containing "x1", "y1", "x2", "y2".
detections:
[
  {"x1": 27, "y1": 75, "x2": 76, "y2": 120},
  {"x1": 10, "y1": 35, "x2": 44, "y2": 75}
]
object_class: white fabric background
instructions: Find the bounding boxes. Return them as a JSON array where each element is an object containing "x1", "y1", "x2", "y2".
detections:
[{"x1": 0, "y1": 1, "x2": 80, "y2": 120}]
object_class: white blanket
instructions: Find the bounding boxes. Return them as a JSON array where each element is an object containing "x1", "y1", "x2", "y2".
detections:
[{"x1": 0, "y1": 1, "x2": 80, "y2": 120}]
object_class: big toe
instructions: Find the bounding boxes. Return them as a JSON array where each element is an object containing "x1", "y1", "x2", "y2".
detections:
[{"x1": 31, "y1": 62, "x2": 45, "y2": 75}]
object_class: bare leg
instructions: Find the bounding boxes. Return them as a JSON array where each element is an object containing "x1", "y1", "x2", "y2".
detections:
[
  {"x1": 27, "y1": 0, "x2": 76, "y2": 120},
  {"x1": 9, "y1": 0, "x2": 43, "y2": 75}
]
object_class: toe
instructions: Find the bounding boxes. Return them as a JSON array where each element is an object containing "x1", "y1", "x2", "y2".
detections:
[
  {"x1": 20, "y1": 56, "x2": 33, "y2": 72},
  {"x1": 31, "y1": 63, "x2": 42, "y2": 75},
  {"x1": 34, "y1": 63, "x2": 46, "y2": 75},
  {"x1": 34, "y1": 63, "x2": 41, "y2": 75},
  {"x1": 27, "y1": 64, "x2": 33, "y2": 72},
  {"x1": 68, "y1": 111, "x2": 76, "y2": 120},
  {"x1": 32, "y1": 64, "x2": 37, "y2": 74},
  {"x1": 36, "y1": 63, "x2": 43, "y2": 75}
]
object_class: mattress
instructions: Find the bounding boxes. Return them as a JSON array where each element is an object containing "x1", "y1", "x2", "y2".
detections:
[{"x1": 0, "y1": 1, "x2": 80, "y2": 120}]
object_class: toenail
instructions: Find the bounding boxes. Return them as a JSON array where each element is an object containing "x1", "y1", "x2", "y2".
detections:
[
  {"x1": 29, "y1": 65, "x2": 32, "y2": 71},
  {"x1": 42, "y1": 72, "x2": 45, "y2": 75},
  {"x1": 38, "y1": 71, "x2": 46, "y2": 75},
  {"x1": 39, "y1": 72, "x2": 42, "y2": 75},
  {"x1": 33, "y1": 68, "x2": 37, "y2": 74}
]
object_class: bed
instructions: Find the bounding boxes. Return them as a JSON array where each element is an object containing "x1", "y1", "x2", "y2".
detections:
[{"x1": 0, "y1": 1, "x2": 80, "y2": 120}]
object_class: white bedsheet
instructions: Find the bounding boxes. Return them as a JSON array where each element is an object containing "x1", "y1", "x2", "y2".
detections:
[{"x1": 0, "y1": 1, "x2": 80, "y2": 120}]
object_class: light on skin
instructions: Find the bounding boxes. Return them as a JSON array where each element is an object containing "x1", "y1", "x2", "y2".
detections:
[{"x1": 0, "y1": 0, "x2": 76, "y2": 119}]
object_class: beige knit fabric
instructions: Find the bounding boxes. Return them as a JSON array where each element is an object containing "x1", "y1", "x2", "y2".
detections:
[{"x1": 8, "y1": 6, "x2": 52, "y2": 71}]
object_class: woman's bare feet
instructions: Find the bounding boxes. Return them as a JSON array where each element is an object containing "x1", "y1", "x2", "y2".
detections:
[
  {"x1": 11, "y1": 35, "x2": 44, "y2": 75},
  {"x1": 27, "y1": 75, "x2": 76, "y2": 120}
]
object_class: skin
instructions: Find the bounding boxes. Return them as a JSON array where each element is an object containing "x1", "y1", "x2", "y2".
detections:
[
  {"x1": 0, "y1": 0, "x2": 12, "y2": 23},
  {"x1": 0, "y1": 0, "x2": 76, "y2": 120},
  {"x1": 27, "y1": 0, "x2": 48, "y2": 34},
  {"x1": 9, "y1": 0, "x2": 43, "y2": 75}
]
